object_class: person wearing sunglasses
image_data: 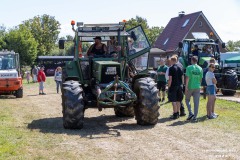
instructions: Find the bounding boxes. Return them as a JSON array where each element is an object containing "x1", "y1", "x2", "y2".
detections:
[{"x1": 205, "y1": 63, "x2": 218, "y2": 119}]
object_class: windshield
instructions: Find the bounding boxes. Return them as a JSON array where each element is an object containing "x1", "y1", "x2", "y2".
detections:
[
  {"x1": 192, "y1": 42, "x2": 217, "y2": 54},
  {"x1": 0, "y1": 54, "x2": 16, "y2": 70}
]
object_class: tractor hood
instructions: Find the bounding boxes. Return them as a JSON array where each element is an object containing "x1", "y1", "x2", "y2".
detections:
[
  {"x1": 93, "y1": 61, "x2": 121, "y2": 84},
  {"x1": 0, "y1": 70, "x2": 18, "y2": 78},
  {"x1": 199, "y1": 57, "x2": 219, "y2": 67}
]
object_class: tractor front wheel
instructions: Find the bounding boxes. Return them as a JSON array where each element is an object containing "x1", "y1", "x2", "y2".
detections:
[
  {"x1": 114, "y1": 105, "x2": 134, "y2": 117},
  {"x1": 133, "y1": 77, "x2": 160, "y2": 125},
  {"x1": 62, "y1": 80, "x2": 85, "y2": 129}
]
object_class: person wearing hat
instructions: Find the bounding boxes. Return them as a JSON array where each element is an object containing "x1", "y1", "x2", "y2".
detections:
[
  {"x1": 87, "y1": 36, "x2": 107, "y2": 57},
  {"x1": 192, "y1": 44, "x2": 200, "y2": 56},
  {"x1": 37, "y1": 65, "x2": 46, "y2": 95}
]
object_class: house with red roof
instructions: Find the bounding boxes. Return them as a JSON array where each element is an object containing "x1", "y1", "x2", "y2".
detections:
[{"x1": 153, "y1": 11, "x2": 226, "y2": 55}]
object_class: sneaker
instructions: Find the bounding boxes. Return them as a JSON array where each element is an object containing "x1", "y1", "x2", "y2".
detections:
[
  {"x1": 39, "y1": 93, "x2": 42, "y2": 95},
  {"x1": 207, "y1": 115, "x2": 217, "y2": 119},
  {"x1": 42, "y1": 93, "x2": 46, "y2": 95},
  {"x1": 180, "y1": 111, "x2": 186, "y2": 117},
  {"x1": 170, "y1": 113, "x2": 179, "y2": 119},
  {"x1": 212, "y1": 113, "x2": 219, "y2": 117},
  {"x1": 162, "y1": 98, "x2": 165, "y2": 102},
  {"x1": 186, "y1": 114, "x2": 194, "y2": 120},
  {"x1": 192, "y1": 117, "x2": 197, "y2": 122}
]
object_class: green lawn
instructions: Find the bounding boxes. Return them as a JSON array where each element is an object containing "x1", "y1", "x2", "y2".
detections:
[
  {"x1": 0, "y1": 77, "x2": 240, "y2": 159},
  {"x1": 160, "y1": 97, "x2": 240, "y2": 130}
]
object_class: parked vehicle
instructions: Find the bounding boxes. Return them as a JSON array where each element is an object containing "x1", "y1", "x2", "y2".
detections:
[
  {"x1": 59, "y1": 21, "x2": 160, "y2": 129},
  {"x1": 0, "y1": 50, "x2": 23, "y2": 98},
  {"x1": 36, "y1": 56, "x2": 73, "y2": 76},
  {"x1": 222, "y1": 54, "x2": 240, "y2": 89},
  {"x1": 178, "y1": 32, "x2": 238, "y2": 96}
]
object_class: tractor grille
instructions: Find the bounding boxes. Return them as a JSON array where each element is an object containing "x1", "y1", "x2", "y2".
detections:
[{"x1": 101, "y1": 65, "x2": 121, "y2": 83}]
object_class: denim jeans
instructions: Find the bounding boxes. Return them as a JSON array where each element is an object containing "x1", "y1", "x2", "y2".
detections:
[
  {"x1": 185, "y1": 89, "x2": 200, "y2": 118},
  {"x1": 56, "y1": 81, "x2": 62, "y2": 93}
]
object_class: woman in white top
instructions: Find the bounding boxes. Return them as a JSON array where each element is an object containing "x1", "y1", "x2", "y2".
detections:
[
  {"x1": 54, "y1": 67, "x2": 62, "y2": 93},
  {"x1": 205, "y1": 63, "x2": 218, "y2": 119}
]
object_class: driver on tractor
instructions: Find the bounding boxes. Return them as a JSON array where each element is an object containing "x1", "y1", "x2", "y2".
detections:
[{"x1": 87, "y1": 36, "x2": 107, "y2": 57}]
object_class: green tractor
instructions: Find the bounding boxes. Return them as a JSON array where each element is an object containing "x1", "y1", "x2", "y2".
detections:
[
  {"x1": 59, "y1": 21, "x2": 160, "y2": 129},
  {"x1": 178, "y1": 32, "x2": 238, "y2": 96}
]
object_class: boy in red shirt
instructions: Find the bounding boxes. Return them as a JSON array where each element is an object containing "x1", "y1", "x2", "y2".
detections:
[{"x1": 37, "y1": 66, "x2": 46, "y2": 95}]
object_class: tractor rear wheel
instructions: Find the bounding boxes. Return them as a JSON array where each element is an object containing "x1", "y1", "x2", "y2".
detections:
[
  {"x1": 133, "y1": 77, "x2": 160, "y2": 125},
  {"x1": 16, "y1": 88, "x2": 23, "y2": 98},
  {"x1": 221, "y1": 70, "x2": 238, "y2": 96},
  {"x1": 114, "y1": 105, "x2": 134, "y2": 117},
  {"x1": 62, "y1": 80, "x2": 85, "y2": 129}
]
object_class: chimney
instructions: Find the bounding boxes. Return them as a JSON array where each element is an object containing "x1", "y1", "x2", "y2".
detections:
[{"x1": 179, "y1": 11, "x2": 185, "y2": 17}]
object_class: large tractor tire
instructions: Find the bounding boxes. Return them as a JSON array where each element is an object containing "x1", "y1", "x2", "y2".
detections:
[
  {"x1": 221, "y1": 69, "x2": 238, "y2": 96},
  {"x1": 114, "y1": 105, "x2": 134, "y2": 117},
  {"x1": 62, "y1": 80, "x2": 85, "y2": 129},
  {"x1": 133, "y1": 77, "x2": 160, "y2": 125},
  {"x1": 15, "y1": 88, "x2": 23, "y2": 98}
]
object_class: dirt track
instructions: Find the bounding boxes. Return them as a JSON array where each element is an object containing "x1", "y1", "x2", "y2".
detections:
[{"x1": 2, "y1": 78, "x2": 240, "y2": 160}]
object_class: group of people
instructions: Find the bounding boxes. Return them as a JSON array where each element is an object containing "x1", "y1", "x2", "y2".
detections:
[
  {"x1": 87, "y1": 36, "x2": 119, "y2": 57},
  {"x1": 25, "y1": 65, "x2": 63, "y2": 95},
  {"x1": 156, "y1": 55, "x2": 218, "y2": 121},
  {"x1": 192, "y1": 44, "x2": 214, "y2": 57},
  {"x1": 87, "y1": 36, "x2": 135, "y2": 57}
]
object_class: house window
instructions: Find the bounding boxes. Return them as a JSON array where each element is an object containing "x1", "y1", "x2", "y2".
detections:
[
  {"x1": 163, "y1": 38, "x2": 169, "y2": 45},
  {"x1": 182, "y1": 19, "x2": 190, "y2": 27},
  {"x1": 199, "y1": 21, "x2": 203, "y2": 27}
]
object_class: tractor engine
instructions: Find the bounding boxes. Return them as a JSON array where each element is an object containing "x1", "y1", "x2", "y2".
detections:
[{"x1": 93, "y1": 61, "x2": 121, "y2": 84}]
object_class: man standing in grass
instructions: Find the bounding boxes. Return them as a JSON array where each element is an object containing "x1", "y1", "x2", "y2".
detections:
[
  {"x1": 168, "y1": 56, "x2": 184, "y2": 119},
  {"x1": 157, "y1": 59, "x2": 168, "y2": 102},
  {"x1": 185, "y1": 56, "x2": 203, "y2": 121}
]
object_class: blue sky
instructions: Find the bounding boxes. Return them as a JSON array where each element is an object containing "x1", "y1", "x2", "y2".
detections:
[{"x1": 1, "y1": 0, "x2": 240, "y2": 42}]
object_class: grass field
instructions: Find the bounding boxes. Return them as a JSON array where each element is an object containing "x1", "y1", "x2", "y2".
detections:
[{"x1": 0, "y1": 77, "x2": 239, "y2": 159}]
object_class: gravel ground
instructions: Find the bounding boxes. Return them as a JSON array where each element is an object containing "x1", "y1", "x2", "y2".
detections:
[{"x1": 2, "y1": 78, "x2": 240, "y2": 160}]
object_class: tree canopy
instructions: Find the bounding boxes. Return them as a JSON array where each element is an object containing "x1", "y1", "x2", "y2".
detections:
[
  {"x1": 23, "y1": 14, "x2": 60, "y2": 56},
  {"x1": 4, "y1": 25, "x2": 38, "y2": 65},
  {"x1": 125, "y1": 16, "x2": 164, "y2": 46},
  {"x1": 227, "y1": 40, "x2": 240, "y2": 52}
]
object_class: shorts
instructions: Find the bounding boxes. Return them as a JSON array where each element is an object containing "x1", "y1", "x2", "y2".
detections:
[
  {"x1": 33, "y1": 75, "x2": 37, "y2": 82},
  {"x1": 157, "y1": 81, "x2": 166, "y2": 91},
  {"x1": 206, "y1": 85, "x2": 216, "y2": 95},
  {"x1": 168, "y1": 86, "x2": 183, "y2": 102},
  {"x1": 39, "y1": 81, "x2": 44, "y2": 90}
]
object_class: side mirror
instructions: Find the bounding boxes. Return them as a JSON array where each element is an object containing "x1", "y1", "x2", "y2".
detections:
[
  {"x1": 59, "y1": 40, "x2": 65, "y2": 49},
  {"x1": 222, "y1": 43, "x2": 226, "y2": 48},
  {"x1": 130, "y1": 31, "x2": 137, "y2": 41},
  {"x1": 178, "y1": 42, "x2": 183, "y2": 48}
]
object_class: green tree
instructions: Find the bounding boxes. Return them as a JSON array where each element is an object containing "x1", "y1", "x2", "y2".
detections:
[
  {"x1": 4, "y1": 25, "x2": 38, "y2": 65},
  {"x1": 23, "y1": 14, "x2": 60, "y2": 56},
  {"x1": 0, "y1": 25, "x2": 6, "y2": 49},
  {"x1": 227, "y1": 40, "x2": 240, "y2": 51},
  {"x1": 125, "y1": 16, "x2": 164, "y2": 46},
  {"x1": 148, "y1": 26, "x2": 164, "y2": 46}
]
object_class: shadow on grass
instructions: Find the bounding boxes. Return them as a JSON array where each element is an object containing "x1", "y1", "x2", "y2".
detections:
[
  {"x1": 0, "y1": 95, "x2": 16, "y2": 99},
  {"x1": 27, "y1": 115, "x2": 154, "y2": 139},
  {"x1": 168, "y1": 115, "x2": 208, "y2": 126},
  {"x1": 27, "y1": 93, "x2": 59, "y2": 96}
]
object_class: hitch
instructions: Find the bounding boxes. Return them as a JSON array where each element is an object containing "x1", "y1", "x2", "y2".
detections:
[{"x1": 97, "y1": 75, "x2": 137, "y2": 109}]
